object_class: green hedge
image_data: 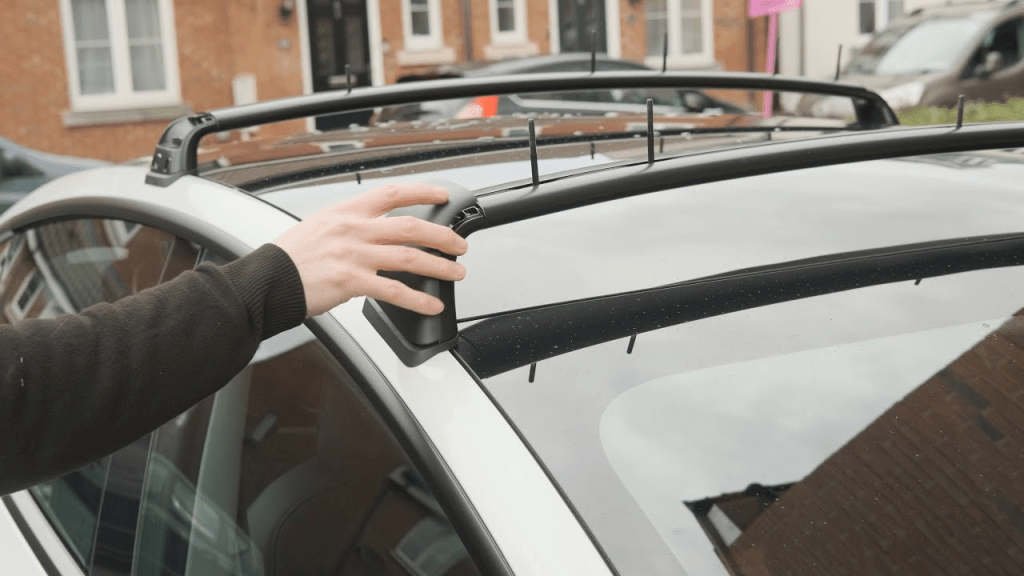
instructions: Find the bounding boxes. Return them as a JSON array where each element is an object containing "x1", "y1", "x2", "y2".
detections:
[{"x1": 898, "y1": 98, "x2": 1024, "y2": 125}]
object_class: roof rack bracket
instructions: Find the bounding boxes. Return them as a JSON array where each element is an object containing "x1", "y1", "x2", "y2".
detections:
[
  {"x1": 362, "y1": 181, "x2": 481, "y2": 366},
  {"x1": 145, "y1": 113, "x2": 220, "y2": 187}
]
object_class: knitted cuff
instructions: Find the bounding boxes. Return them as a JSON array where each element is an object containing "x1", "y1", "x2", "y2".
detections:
[{"x1": 216, "y1": 244, "x2": 307, "y2": 340}]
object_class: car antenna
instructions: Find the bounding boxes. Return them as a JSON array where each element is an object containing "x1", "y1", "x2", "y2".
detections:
[
  {"x1": 956, "y1": 95, "x2": 966, "y2": 129},
  {"x1": 528, "y1": 118, "x2": 539, "y2": 186},
  {"x1": 647, "y1": 99, "x2": 656, "y2": 163},
  {"x1": 529, "y1": 362, "x2": 537, "y2": 383},
  {"x1": 591, "y1": 31, "x2": 597, "y2": 73},
  {"x1": 345, "y1": 64, "x2": 352, "y2": 94},
  {"x1": 590, "y1": 141, "x2": 595, "y2": 159},
  {"x1": 834, "y1": 45, "x2": 843, "y2": 81},
  {"x1": 627, "y1": 334, "x2": 637, "y2": 354},
  {"x1": 355, "y1": 172, "x2": 361, "y2": 184},
  {"x1": 660, "y1": 136, "x2": 665, "y2": 154},
  {"x1": 662, "y1": 32, "x2": 669, "y2": 73}
]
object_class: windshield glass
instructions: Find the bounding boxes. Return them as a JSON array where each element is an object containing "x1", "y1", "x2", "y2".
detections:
[
  {"x1": 458, "y1": 153, "x2": 1024, "y2": 576},
  {"x1": 848, "y1": 13, "x2": 991, "y2": 75}
]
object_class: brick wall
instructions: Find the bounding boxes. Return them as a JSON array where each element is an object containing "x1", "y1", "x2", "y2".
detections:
[
  {"x1": 2, "y1": 0, "x2": 770, "y2": 162},
  {"x1": 0, "y1": 0, "x2": 305, "y2": 163}
]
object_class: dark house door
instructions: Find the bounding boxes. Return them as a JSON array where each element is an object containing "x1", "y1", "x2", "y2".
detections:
[
  {"x1": 558, "y1": 0, "x2": 606, "y2": 53},
  {"x1": 307, "y1": 0, "x2": 372, "y2": 130}
]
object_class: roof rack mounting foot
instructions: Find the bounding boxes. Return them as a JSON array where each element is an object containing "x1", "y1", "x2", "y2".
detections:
[{"x1": 362, "y1": 181, "x2": 480, "y2": 367}]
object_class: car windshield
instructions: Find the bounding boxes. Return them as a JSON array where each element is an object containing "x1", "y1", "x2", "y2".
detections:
[
  {"x1": 848, "y1": 13, "x2": 992, "y2": 75},
  {"x1": 456, "y1": 152, "x2": 1024, "y2": 575}
]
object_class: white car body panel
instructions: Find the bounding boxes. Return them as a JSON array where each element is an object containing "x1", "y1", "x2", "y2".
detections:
[
  {"x1": 331, "y1": 300, "x2": 613, "y2": 576},
  {"x1": 1, "y1": 166, "x2": 612, "y2": 575},
  {"x1": 2, "y1": 492, "x2": 84, "y2": 576},
  {"x1": 0, "y1": 500, "x2": 47, "y2": 576}
]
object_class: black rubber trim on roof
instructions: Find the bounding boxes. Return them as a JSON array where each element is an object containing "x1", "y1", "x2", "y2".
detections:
[
  {"x1": 239, "y1": 125, "x2": 842, "y2": 193},
  {"x1": 456, "y1": 233, "x2": 1024, "y2": 379},
  {"x1": 144, "y1": 71, "x2": 896, "y2": 187}
]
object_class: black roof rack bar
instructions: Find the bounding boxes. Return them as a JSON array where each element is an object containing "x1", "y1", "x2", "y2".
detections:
[
  {"x1": 145, "y1": 71, "x2": 896, "y2": 187},
  {"x1": 462, "y1": 122, "x2": 1024, "y2": 235}
]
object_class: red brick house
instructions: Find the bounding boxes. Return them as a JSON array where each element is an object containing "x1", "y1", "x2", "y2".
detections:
[{"x1": 2, "y1": 0, "x2": 769, "y2": 163}]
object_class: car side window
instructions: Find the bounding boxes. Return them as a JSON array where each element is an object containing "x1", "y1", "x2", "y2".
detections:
[
  {"x1": 136, "y1": 329, "x2": 482, "y2": 576},
  {"x1": 968, "y1": 17, "x2": 1024, "y2": 76},
  {"x1": 0, "y1": 218, "x2": 201, "y2": 574}
]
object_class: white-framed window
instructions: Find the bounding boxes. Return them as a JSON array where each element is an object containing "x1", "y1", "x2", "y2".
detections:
[
  {"x1": 859, "y1": 0, "x2": 904, "y2": 36},
  {"x1": 402, "y1": 0, "x2": 443, "y2": 50},
  {"x1": 490, "y1": 0, "x2": 527, "y2": 43},
  {"x1": 59, "y1": 0, "x2": 181, "y2": 111},
  {"x1": 10, "y1": 269, "x2": 45, "y2": 322},
  {"x1": 645, "y1": 0, "x2": 714, "y2": 68}
]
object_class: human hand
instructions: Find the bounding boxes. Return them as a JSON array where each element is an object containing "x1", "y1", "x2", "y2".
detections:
[{"x1": 273, "y1": 183, "x2": 468, "y2": 318}]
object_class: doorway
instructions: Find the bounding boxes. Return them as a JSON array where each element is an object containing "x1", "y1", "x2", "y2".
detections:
[
  {"x1": 558, "y1": 0, "x2": 607, "y2": 53},
  {"x1": 306, "y1": 0, "x2": 373, "y2": 130}
]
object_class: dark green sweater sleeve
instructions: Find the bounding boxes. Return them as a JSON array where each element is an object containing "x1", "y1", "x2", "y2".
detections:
[{"x1": 0, "y1": 243, "x2": 306, "y2": 495}]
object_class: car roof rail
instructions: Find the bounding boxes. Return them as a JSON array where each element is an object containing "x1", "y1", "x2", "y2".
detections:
[
  {"x1": 362, "y1": 120, "x2": 1024, "y2": 366},
  {"x1": 144, "y1": 71, "x2": 898, "y2": 187}
]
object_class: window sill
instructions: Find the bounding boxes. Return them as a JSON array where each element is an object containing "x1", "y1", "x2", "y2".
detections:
[
  {"x1": 396, "y1": 46, "x2": 456, "y2": 66},
  {"x1": 484, "y1": 41, "x2": 539, "y2": 61},
  {"x1": 62, "y1": 104, "x2": 193, "y2": 128}
]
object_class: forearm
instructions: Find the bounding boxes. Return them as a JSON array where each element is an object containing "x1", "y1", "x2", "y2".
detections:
[{"x1": 0, "y1": 244, "x2": 305, "y2": 495}]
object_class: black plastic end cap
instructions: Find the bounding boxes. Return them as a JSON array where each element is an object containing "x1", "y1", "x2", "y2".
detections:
[
  {"x1": 363, "y1": 298, "x2": 459, "y2": 367},
  {"x1": 361, "y1": 179, "x2": 480, "y2": 366}
]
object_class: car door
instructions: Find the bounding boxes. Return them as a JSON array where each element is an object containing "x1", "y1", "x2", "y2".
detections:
[
  {"x1": 0, "y1": 215, "x2": 486, "y2": 576},
  {"x1": 959, "y1": 15, "x2": 1024, "y2": 104}
]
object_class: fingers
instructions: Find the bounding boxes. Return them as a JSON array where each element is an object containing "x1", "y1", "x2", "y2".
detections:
[
  {"x1": 361, "y1": 274, "x2": 446, "y2": 316},
  {"x1": 367, "y1": 245, "x2": 466, "y2": 281},
  {"x1": 346, "y1": 183, "x2": 451, "y2": 217},
  {"x1": 371, "y1": 216, "x2": 468, "y2": 256}
]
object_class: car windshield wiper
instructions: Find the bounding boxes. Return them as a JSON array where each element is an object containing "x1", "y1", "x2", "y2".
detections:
[{"x1": 456, "y1": 233, "x2": 1024, "y2": 379}]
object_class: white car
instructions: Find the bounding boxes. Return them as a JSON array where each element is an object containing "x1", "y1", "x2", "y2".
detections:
[{"x1": 3, "y1": 71, "x2": 1024, "y2": 576}]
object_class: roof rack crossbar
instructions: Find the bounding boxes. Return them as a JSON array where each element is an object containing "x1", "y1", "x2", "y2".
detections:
[
  {"x1": 145, "y1": 71, "x2": 896, "y2": 187},
  {"x1": 461, "y1": 122, "x2": 1024, "y2": 234}
]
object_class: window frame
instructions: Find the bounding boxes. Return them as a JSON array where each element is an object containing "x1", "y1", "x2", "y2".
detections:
[
  {"x1": 644, "y1": 0, "x2": 715, "y2": 70},
  {"x1": 489, "y1": 0, "x2": 528, "y2": 44},
  {"x1": 58, "y1": 0, "x2": 182, "y2": 112},
  {"x1": 401, "y1": 0, "x2": 444, "y2": 50},
  {"x1": 859, "y1": 0, "x2": 904, "y2": 39}
]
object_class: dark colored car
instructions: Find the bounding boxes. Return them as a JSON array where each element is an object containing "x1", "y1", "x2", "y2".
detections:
[
  {"x1": 377, "y1": 54, "x2": 747, "y2": 122},
  {"x1": 5, "y1": 69, "x2": 1024, "y2": 576}
]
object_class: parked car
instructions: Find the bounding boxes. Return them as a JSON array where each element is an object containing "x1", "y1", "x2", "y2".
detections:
[
  {"x1": 803, "y1": 0, "x2": 1024, "y2": 116},
  {"x1": 375, "y1": 54, "x2": 747, "y2": 123},
  {"x1": 0, "y1": 137, "x2": 107, "y2": 214},
  {"x1": 4, "y1": 70, "x2": 1024, "y2": 576}
]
